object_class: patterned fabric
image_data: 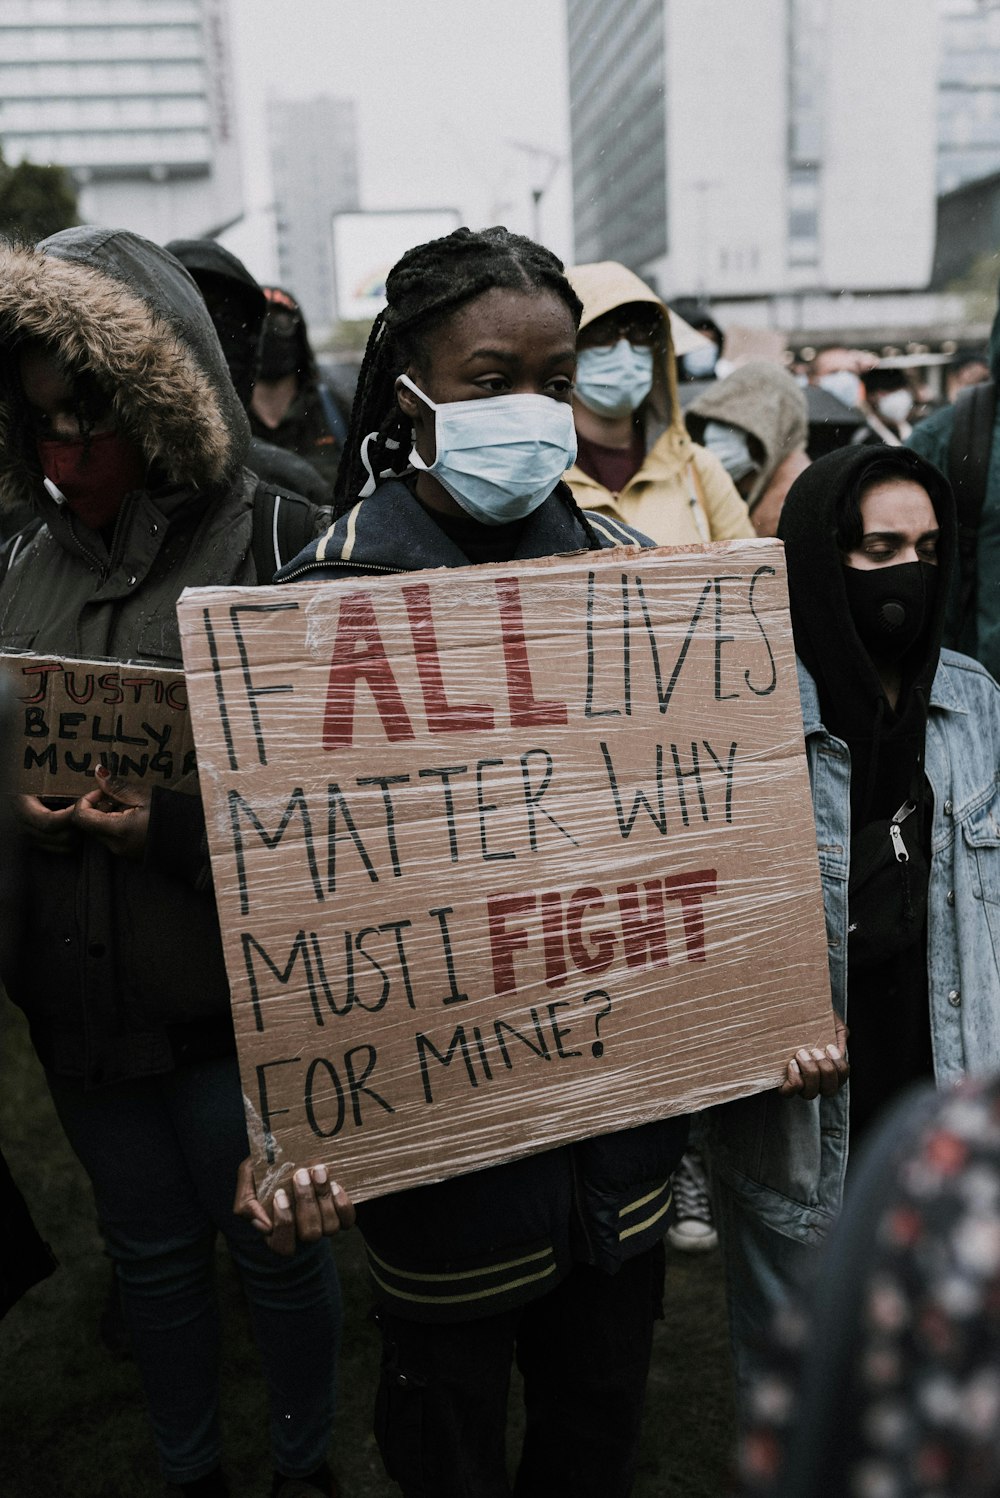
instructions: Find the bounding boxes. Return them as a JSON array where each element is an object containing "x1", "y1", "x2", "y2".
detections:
[{"x1": 739, "y1": 1076, "x2": 1000, "y2": 1497}]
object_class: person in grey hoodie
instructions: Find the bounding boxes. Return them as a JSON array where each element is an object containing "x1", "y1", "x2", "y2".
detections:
[{"x1": 686, "y1": 361, "x2": 811, "y2": 538}]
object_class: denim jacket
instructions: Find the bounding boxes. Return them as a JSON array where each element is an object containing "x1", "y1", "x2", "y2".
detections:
[{"x1": 708, "y1": 649, "x2": 1000, "y2": 1247}]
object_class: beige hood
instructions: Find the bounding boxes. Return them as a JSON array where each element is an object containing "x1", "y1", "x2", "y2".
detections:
[
  {"x1": 567, "y1": 260, "x2": 701, "y2": 463},
  {"x1": 686, "y1": 361, "x2": 809, "y2": 513}
]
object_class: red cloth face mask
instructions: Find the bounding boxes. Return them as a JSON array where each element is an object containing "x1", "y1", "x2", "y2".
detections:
[{"x1": 36, "y1": 430, "x2": 146, "y2": 530}]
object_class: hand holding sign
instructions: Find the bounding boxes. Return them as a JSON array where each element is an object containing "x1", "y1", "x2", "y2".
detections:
[
  {"x1": 14, "y1": 793, "x2": 77, "y2": 853},
  {"x1": 14, "y1": 767, "x2": 153, "y2": 859},
  {"x1": 72, "y1": 765, "x2": 152, "y2": 859},
  {"x1": 234, "y1": 1155, "x2": 356, "y2": 1256},
  {"x1": 778, "y1": 1013, "x2": 849, "y2": 1100}
]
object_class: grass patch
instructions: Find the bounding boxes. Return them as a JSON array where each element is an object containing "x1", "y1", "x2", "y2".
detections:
[{"x1": 0, "y1": 997, "x2": 734, "y2": 1495}]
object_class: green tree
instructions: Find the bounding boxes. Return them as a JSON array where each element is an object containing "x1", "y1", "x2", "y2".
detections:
[
  {"x1": 0, "y1": 146, "x2": 78, "y2": 245},
  {"x1": 946, "y1": 248, "x2": 1000, "y2": 326}
]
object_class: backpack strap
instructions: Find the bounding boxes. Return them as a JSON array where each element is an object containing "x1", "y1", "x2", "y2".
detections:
[
  {"x1": 948, "y1": 378, "x2": 997, "y2": 632},
  {"x1": 250, "y1": 484, "x2": 324, "y2": 583},
  {"x1": 0, "y1": 516, "x2": 43, "y2": 588}
]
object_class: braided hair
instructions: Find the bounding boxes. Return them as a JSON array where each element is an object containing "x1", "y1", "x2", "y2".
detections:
[{"x1": 333, "y1": 225, "x2": 602, "y2": 547}]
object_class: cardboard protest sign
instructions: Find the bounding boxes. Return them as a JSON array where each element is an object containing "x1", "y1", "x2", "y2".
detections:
[
  {"x1": 178, "y1": 541, "x2": 834, "y2": 1204},
  {"x1": 1, "y1": 653, "x2": 195, "y2": 796}
]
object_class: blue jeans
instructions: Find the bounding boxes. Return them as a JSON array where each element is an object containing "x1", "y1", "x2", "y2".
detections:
[
  {"x1": 48, "y1": 1055, "x2": 342, "y2": 1485},
  {"x1": 712, "y1": 1170, "x2": 822, "y2": 1407}
]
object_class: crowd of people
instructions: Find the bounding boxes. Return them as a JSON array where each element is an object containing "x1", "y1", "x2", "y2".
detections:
[{"x1": 1, "y1": 216, "x2": 999, "y2": 1498}]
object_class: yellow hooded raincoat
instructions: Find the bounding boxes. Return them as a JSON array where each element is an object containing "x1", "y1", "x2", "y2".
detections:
[{"x1": 565, "y1": 262, "x2": 754, "y2": 545}]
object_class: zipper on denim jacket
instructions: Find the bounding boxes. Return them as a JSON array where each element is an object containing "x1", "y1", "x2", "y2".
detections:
[{"x1": 889, "y1": 800, "x2": 917, "y2": 862}]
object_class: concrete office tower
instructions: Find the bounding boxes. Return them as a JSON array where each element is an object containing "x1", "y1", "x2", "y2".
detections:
[
  {"x1": 267, "y1": 96, "x2": 360, "y2": 337},
  {"x1": 0, "y1": 0, "x2": 243, "y2": 243},
  {"x1": 938, "y1": 0, "x2": 1000, "y2": 193},
  {"x1": 566, "y1": 0, "x2": 939, "y2": 300}
]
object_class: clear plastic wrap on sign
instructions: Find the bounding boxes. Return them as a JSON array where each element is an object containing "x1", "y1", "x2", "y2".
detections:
[{"x1": 177, "y1": 540, "x2": 835, "y2": 1204}]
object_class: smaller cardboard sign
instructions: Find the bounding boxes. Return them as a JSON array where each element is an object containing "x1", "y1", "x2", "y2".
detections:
[{"x1": 0, "y1": 653, "x2": 195, "y2": 796}]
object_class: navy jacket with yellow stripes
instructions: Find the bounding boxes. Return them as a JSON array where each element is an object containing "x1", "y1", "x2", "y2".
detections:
[{"x1": 276, "y1": 479, "x2": 690, "y2": 1322}]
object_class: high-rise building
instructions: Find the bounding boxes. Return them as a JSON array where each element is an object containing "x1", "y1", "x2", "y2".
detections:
[
  {"x1": 0, "y1": 0, "x2": 243, "y2": 243},
  {"x1": 267, "y1": 95, "x2": 360, "y2": 336},
  {"x1": 568, "y1": 0, "x2": 668, "y2": 270},
  {"x1": 566, "y1": 0, "x2": 939, "y2": 302},
  {"x1": 938, "y1": 0, "x2": 1000, "y2": 193}
]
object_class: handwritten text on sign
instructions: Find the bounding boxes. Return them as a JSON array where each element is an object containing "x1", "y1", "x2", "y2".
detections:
[
  {"x1": 178, "y1": 542, "x2": 834, "y2": 1203},
  {"x1": 1, "y1": 654, "x2": 194, "y2": 796}
]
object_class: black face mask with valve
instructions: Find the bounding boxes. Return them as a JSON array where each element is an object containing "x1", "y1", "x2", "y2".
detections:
[
  {"x1": 842, "y1": 561, "x2": 939, "y2": 662},
  {"x1": 258, "y1": 309, "x2": 306, "y2": 382}
]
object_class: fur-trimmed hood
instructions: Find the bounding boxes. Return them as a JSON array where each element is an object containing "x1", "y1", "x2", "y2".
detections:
[{"x1": 0, "y1": 227, "x2": 250, "y2": 513}]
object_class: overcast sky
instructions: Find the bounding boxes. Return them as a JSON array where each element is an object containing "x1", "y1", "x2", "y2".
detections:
[{"x1": 225, "y1": 0, "x2": 573, "y2": 282}]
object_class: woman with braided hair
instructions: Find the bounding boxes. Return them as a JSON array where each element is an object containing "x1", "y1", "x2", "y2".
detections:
[
  {"x1": 306, "y1": 223, "x2": 616, "y2": 553},
  {"x1": 237, "y1": 225, "x2": 680, "y2": 1497},
  {"x1": 239, "y1": 225, "x2": 842, "y2": 1498}
]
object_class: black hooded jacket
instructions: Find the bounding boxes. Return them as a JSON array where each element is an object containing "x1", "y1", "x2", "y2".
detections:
[
  {"x1": 0, "y1": 228, "x2": 264, "y2": 1085},
  {"x1": 249, "y1": 289, "x2": 345, "y2": 495},
  {"x1": 778, "y1": 445, "x2": 958, "y2": 1135},
  {"x1": 778, "y1": 445, "x2": 955, "y2": 827},
  {"x1": 165, "y1": 238, "x2": 334, "y2": 507}
]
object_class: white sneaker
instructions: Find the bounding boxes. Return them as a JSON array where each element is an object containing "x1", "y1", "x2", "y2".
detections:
[{"x1": 667, "y1": 1149, "x2": 719, "y2": 1253}]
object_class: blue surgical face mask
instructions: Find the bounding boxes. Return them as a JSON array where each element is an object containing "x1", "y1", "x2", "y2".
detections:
[
  {"x1": 680, "y1": 343, "x2": 720, "y2": 380},
  {"x1": 701, "y1": 420, "x2": 758, "y2": 484},
  {"x1": 574, "y1": 339, "x2": 654, "y2": 418},
  {"x1": 399, "y1": 374, "x2": 578, "y2": 526}
]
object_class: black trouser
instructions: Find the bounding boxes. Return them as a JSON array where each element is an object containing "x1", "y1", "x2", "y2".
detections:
[{"x1": 373, "y1": 1242, "x2": 665, "y2": 1498}]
